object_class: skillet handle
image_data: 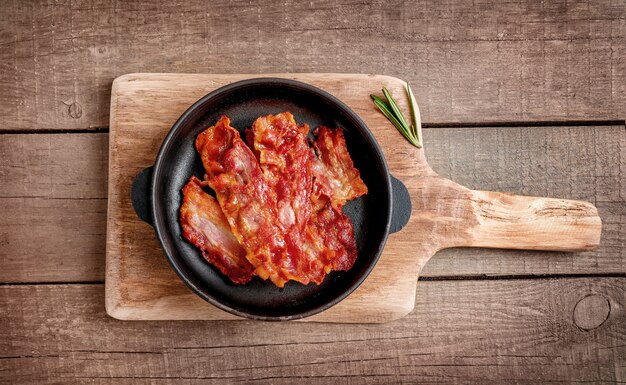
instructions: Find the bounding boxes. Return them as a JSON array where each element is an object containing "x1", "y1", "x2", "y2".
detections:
[
  {"x1": 390, "y1": 175, "x2": 412, "y2": 233},
  {"x1": 131, "y1": 166, "x2": 154, "y2": 226}
]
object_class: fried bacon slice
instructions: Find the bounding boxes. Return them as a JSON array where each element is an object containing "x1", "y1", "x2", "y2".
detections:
[
  {"x1": 180, "y1": 176, "x2": 255, "y2": 284},
  {"x1": 252, "y1": 113, "x2": 328, "y2": 284},
  {"x1": 311, "y1": 126, "x2": 368, "y2": 209},
  {"x1": 195, "y1": 115, "x2": 290, "y2": 286},
  {"x1": 183, "y1": 113, "x2": 368, "y2": 287},
  {"x1": 305, "y1": 200, "x2": 358, "y2": 271}
]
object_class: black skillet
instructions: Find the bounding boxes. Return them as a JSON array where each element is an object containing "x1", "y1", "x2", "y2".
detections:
[{"x1": 131, "y1": 78, "x2": 412, "y2": 320}]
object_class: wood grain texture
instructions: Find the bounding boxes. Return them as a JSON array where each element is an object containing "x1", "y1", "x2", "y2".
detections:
[
  {"x1": 466, "y1": 190, "x2": 600, "y2": 251},
  {"x1": 105, "y1": 73, "x2": 600, "y2": 322},
  {"x1": 1, "y1": 125, "x2": 622, "y2": 284},
  {"x1": 1, "y1": 0, "x2": 624, "y2": 131},
  {"x1": 1, "y1": 278, "x2": 624, "y2": 384},
  {"x1": 0, "y1": 133, "x2": 108, "y2": 283}
]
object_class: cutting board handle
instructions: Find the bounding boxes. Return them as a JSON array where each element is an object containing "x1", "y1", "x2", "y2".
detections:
[{"x1": 463, "y1": 190, "x2": 602, "y2": 252}]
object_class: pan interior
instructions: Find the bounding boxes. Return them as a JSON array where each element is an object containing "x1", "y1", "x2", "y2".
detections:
[{"x1": 152, "y1": 79, "x2": 391, "y2": 319}]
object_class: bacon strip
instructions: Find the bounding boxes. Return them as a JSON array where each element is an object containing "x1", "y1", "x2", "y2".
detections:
[
  {"x1": 252, "y1": 113, "x2": 327, "y2": 284},
  {"x1": 253, "y1": 113, "x2": 359, "y2": 281},
  {"x1": 196, "y1": 116, "x2": 292, "y2": 287},
  {"x1": 305, "y1": 200, "x2": 358, "y2": 271},
  {"x1": 311, "y1": 126, "x2": 368, "y2": 209},
  {"x1": 180, "y1": 176, "x2": 255, "y2": 284}
]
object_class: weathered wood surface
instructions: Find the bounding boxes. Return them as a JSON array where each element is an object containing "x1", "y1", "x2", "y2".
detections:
[
  {"x1": 1, "y1": 0, "x2": 624, "y2": 380},
  {"x1": 1, "y1": 124, "x2": 623, "y2": 283},
  {"x1": 2, "y1": 279, "x2": 624, "y2": 384},
  {"x1": 0, "y1": 133, "x2": 108, "y2": 283},
  {"x1": 105, "y1": 73, "x2": 601, "y2": 322},
  {"x1": 1, "y1": 0, "x2": 624, "y2": 131}
]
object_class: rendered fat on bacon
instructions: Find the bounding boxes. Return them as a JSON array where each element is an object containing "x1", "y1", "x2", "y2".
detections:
[
  {"x1": 311, "y1": 126, "x2": 368, "y2": 209},
  {"x1": 182, "y1": 113, "x2": 368, "y2": 287},
  {"x1": 179, "y1": 176, "x2": 255, "y2": 284}
]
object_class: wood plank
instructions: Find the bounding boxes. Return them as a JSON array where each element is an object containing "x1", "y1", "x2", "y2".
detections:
[
  {"x1": 0, "y1": 133, "x2": 108, "y2": 199},
  {"x1": 0, "y1": 197, "x2": 106, "y2": 282},
  {"x1": 0, "y1": 125, "x2": 623, "y2": 284},
  {"x1": 0, "y1": 133, "x2": 108, "y2": 282},
  {"x1": 1, "y1": 278, "x2": 624, "y2": 383},
  {"x1": 1, "y1": 0, "x2": 623, "y2": 131}
]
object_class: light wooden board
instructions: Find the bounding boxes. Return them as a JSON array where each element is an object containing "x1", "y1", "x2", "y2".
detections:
[
  {"x1": 1, "y1": 126, "x2": 624, "y2": 284},
  {"x1": 2, "y1": 278, "x2": 624, "y2": 384},
  {"x1": 1, "y1": 0, "x2": 624, "y2": 131},
  {"x1": 106, "y1": 73, "x2": 601, "y2": 322}
]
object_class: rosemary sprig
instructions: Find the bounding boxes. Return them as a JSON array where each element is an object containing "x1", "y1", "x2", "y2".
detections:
[{"x1": 370, "y1": 84, "x2": 423, "y2": 148}]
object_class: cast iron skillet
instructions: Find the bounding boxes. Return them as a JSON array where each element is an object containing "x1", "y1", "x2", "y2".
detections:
[{"x1": 131, "y1": 78, "x2": 412, "y2": 320}]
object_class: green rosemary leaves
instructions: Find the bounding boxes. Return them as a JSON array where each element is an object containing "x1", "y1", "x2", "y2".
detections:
[{"x1": 370, "y1": 84, "x2": 423, "y2": 148}]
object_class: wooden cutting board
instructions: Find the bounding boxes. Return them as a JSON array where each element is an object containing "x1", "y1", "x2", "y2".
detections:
[{"x1": 105, "y1": 73, "x2": 602, "y2": 323}]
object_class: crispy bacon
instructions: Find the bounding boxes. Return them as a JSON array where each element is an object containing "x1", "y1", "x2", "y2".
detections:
[
  {"x1": 183, "y1": 113, "x2": 368, "y2": 287},
  {"x1": 195, "y1": 116, "x2": 289, "y2": 286},
  {"x1": 311, "y1": 126, "x2": 368, "y2": 209},
  {"x1": 180, "y1": 176, "x2": 255, "y2": 284},
  {"x1": 252, "y1": 113, "x2": 327, "y2": 284},
  {"x1": 306, "y1": 201, "x2": 358, "y2": 271}
]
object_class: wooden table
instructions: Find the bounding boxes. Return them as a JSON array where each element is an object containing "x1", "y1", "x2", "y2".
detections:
[{"x1": 1, "y1": 1, "x2": 624, "y2": 383}]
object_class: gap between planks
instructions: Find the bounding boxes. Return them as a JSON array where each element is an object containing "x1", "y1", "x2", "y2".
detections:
[
  {"x1": 0, "y1": 120, "x2": 624, "y2": 135},
  {"x1": 2, "y1": 273, "x2": 625, "y2": 287}
]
